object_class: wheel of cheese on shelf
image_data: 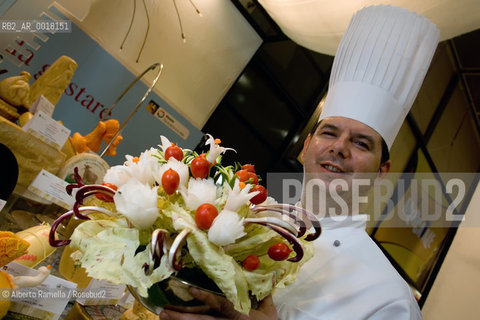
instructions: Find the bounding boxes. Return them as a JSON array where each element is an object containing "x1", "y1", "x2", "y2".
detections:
[{"x1": 57, "y1": 152, "x2": 109, "y2": 185}]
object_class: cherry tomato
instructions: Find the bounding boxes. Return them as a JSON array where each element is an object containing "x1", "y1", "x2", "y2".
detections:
[
  {"x1": 165, "y1": 144, "x2": 183, "y2": 161},
  {"x1": 95, "y1": 183, "x2": 118, "y2": 202},
  {"x1": 241, "y1": 164, "x2": 256, "y2": 173},
  {"x1": 190, "y1": 155, "x2": 210, "y2": 179},
  {"x1": 249, "y1": 185, "x2": 268, "y2": 205},
  {"x1": 242, "y1": 255, "x2": 260, "y2": 271},
  {"x1": 195, "y1": 203, "x2": 218, "y2": 230},
  {"x1": 235, "y1": 170, "x2": 250, "y2": 182},
  {"x1": 268, "y1": 243, "x2": 292, "y2": 261},
  {"x1": 235, "y1": 170, "x2": 258, "y2": 185},
  {"x1": 162, "y1": 168, "x2": 180, "y2": 195}
]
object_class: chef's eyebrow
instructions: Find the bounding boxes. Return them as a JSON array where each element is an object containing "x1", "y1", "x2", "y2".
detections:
[
  {"x1": 319, "y1": 123, "x2": 338, "y2": 130},
  {"x1": 353, "y1": 133, "x2": 375, "y2": 148},
  {"x1": 318, "y1": 123, "x2": 376, "y2": 147},
  {"x1": 317, "y1": 123, "x2": 338, "y2": 132}
]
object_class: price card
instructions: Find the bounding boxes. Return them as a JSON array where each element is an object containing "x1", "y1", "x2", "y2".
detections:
[
  {"x1": 2, "y1": 262, "x2": 77, "y2": 320},
  {"x1": 22, "y1": 110, "x2": 70, "y2": 150},
  {"x1": 29, "y1": 95, "x2": 55, "y2": 117},
  {"x1": 75, "y1": 279, "x2": 126, "y2": 306},
  {"x1": 27, "y1": 169, "x2": 74, "y2": 209}
]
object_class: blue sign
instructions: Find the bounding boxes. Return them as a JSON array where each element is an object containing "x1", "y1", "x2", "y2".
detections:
[{"x1": 0, "y1": 5, "x2": 203, "y2": 165}]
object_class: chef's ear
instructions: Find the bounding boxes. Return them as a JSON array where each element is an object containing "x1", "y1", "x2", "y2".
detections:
[
  {"x1": 377, "y1": 160, "x2": 391, "y2": 179},
  {"x1": 301, "y1": 134, "x2": 312, "y2": 163}
]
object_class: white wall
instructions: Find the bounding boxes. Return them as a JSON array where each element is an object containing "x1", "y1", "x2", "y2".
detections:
[
  {"x1": 56, "y1": 0, "x2": 262, "y2": 129},
  {"x1": 422, "y1": 182, "x2": 480, "y2": 319}
]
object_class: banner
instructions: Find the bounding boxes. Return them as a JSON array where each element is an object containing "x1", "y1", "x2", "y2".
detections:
[{"x1": 0, "y1": 4, "x2": 203, "y2": 165}]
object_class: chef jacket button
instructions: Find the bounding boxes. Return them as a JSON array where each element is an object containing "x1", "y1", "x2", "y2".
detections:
[{"x1": 333, "y1": 240, "x2": 341, "y2": 247}]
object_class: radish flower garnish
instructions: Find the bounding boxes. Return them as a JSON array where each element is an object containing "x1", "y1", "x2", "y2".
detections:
[
  {"x1": 179, "y1": 177, "x2": 217, "y2": 210},
  {"x1": 124, "y1": 148, "x2": 162, "y2": 186},
  {"x1": 205, "y1": 134, "x2": 235, "y2": 164},
  {"x1": 124, "y1": 155, "x2": 157, "y2": 186},
  {"x1": 154, "y1": 158, "x2": 189, "y2": 190},
  {"x1": 104, "y1": 149, "x2": 160, "y2": 188},
  {"x1": 224, "y1": 180, "x2": 258, "y2": 212},
  {"x1": 140, "y1": 147, "x2": 159, "y2": 161},
  {"x1": 159, "y1": 135, "x2": 172, "y2": 152},
  {"x1": 141, "y1": 148, "x2": 163, "y2": 174},
  {"x1": 114, "y1": 178, "x2": 159, "y2": 229},
  {"x1": 104, "y1": 165, "x2": 131, "y2": 187},
  {"x1": 208, "y1": 209, "x2": 245, "y2": 246}
]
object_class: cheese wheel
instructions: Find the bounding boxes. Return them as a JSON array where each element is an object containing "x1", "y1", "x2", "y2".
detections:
[{"x1": 57, "y1": 152, "x2": 109, "y2": 185}]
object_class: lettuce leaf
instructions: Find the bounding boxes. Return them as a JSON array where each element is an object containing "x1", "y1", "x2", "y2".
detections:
[
  {"x1": 71, "y1": 197, "x2": 314, "y2": 315},
  {"x1": 228, "y1": 224, "x2": 315, "y2": 301},
  {"x1": 163, "y1": 203, "x2": 251, "y2": 314},
  {"x1": 69, "y1": 218, "x2": 172, "y2": 297},
  {"x1": 225, "y1": 224, "x2": 282, "y2": 260},
  {"x1": 162, "y1": 203, "x2": 314, "y2": 314}
]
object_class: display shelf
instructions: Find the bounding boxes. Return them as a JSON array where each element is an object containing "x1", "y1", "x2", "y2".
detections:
[{"x1": 0, "y1": 195, "x2": 132, "y2": 320}]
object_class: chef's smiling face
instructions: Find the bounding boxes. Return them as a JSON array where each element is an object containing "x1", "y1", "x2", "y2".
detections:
[{"x1": 301, "y1": 116, "x2": 390, "y2": 186}]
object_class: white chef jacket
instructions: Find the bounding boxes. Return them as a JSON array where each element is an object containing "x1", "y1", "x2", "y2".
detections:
[{"x1": 273, "y1": 214, "x2": 422, "y2": 320}]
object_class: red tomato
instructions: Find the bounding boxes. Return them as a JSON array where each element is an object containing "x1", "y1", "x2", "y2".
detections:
[
  {"x1": 268, "y1": 243, "x2": 292, "y2": 261},
  {"x1": 235, "y1": 169, "x2": 249, "y2": 182},
  {"x1": 95, "y1": 183, "x2": 118, "y2": 202},
  {"x1": 165, "y1": 144, "x2": 183, "y2": 161},
  {"x1": 195, "y1": 203, "x2": 218, "y2": 230},
  {"x1": 249, "y1": 185, "x2": 268, "y2": 205},
  {"x1": 242, "y1": 255, "x2": 260, "y2": 271},
  {"x1": 241, "y1": 164, "x2": 256, "y2": 173},
  {"x1": 190, "y1": 156, "x2": 210, "y2": 179},
  {"x1": 162, "y1": 168, "x2": 180, "y2": 195},
  {"x1": 235, "y1": 170, "x2": 258, "y2": 185}
]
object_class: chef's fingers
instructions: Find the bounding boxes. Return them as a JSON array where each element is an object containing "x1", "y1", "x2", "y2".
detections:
[
  {"x1": 163, "y1": 304, "x2": 211, "y2": 314},
  {"x1": 251, "y1": 295, "x2": 277, "y2": 319},
  {"x1": 159, "y1": 309, "x2": 222, "y2": 320},
  {"x1": 188, "y1": 287, "x2": 241, "y2": 319}
]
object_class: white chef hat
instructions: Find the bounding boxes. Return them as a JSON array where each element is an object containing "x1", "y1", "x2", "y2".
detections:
[{"x1": 319, "y1": 5, "x2": 440, "y2": 149}]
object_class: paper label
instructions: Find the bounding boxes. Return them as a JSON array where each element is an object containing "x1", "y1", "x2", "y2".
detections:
[
  {"x1": 76, "y1": 279, "x2": 126, "y2": 306},
  {"x1": 23, "y1": 110, "x2": 70, "y2": 150},
  {"x1": 116, "y1": 290, "x2": 135, "y2": 310},
  {"x1": 29, "y1": 95, "x2": 55, "y2": 117},
  {"x1": 2, "y1": 262, "x2": 77, "y2": 320},
  {"x1": 147, "y1": 100, "x2": 190, "y2": 139},
  {"x1": 27, "y1": 169, "x2": 74, "y2": 209}
]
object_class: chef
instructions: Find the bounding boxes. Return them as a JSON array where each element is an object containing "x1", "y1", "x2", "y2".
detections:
[{"x1": 160, "y1": 5, "x2": 439, "y2": 320}]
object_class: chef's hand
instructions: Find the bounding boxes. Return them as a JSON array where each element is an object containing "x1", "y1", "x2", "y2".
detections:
[{"x1": 159, "y1": 287, "x2": 278, "y2": 320}]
